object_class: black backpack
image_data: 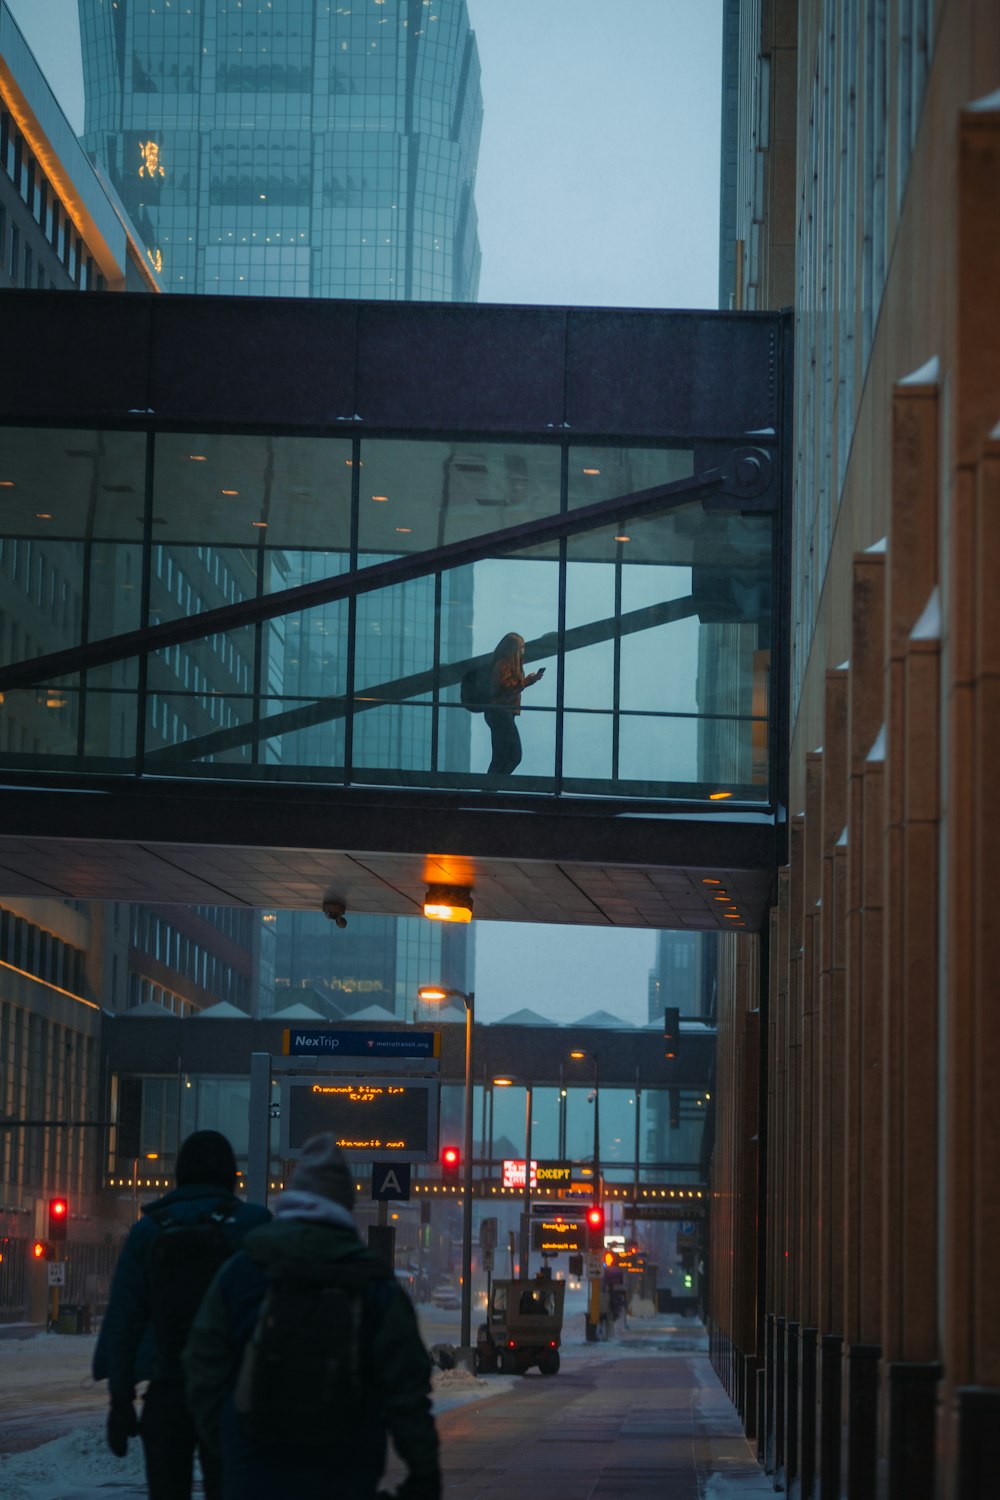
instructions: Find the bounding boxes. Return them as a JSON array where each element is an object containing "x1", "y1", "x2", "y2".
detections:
[
  {"x1": 459, "y1": 661, "x2": 493, "y2": 712},
  {"x1": 233, "y1": 1258, "x2": 392, "y2": 1446},
  {"x1": 147, "y1": 1197, "x2": 241, "y2": 1361}
]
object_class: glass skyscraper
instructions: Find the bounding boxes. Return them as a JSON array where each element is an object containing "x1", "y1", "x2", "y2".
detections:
[
  {"x1": 78, "y1": 0, "x2": 482, "y2": 300},
  {"x1": 76, "y1": 0, "x2": 482, "y2": 1015}
]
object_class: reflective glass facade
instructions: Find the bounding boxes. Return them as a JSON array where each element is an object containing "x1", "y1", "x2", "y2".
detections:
[
  {"x1": 78, "y1": 0, "x2": 482, "y2": 299},
  {"x1": 0, "y1": 424, "x2": 775, "y2": 803}
]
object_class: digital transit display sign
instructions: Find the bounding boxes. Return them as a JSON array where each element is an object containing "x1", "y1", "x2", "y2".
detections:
[{"x1": 281, "y1": 1077, "x2": 439, "y2": 1163}]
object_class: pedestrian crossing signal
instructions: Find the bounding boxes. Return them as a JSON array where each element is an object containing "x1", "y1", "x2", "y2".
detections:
[{"x1": 33, "y1": 1240, "x2": 52, "y2": 1261}]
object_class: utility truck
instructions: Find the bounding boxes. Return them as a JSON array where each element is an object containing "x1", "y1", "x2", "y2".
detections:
[{"x1": 475, "y1": 1274, "x2": 565, "y2": 1375}]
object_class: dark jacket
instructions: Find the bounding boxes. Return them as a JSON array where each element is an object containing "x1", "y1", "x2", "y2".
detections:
[
  {"x1": 183, "y1": 1215, "x2": 439, "y2": 1500},
  {"x1": 93, "y1": 1183, "x2": 271, "y2": 1401}
]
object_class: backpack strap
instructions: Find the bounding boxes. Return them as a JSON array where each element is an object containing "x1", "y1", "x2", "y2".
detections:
[{"x1": 148, "y1": 1194, "x2": 241, "y2": 1232}]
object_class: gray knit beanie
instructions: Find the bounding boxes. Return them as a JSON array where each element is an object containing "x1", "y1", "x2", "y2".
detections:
[{"x1": 289, "y1": 1133, "x2": 355, "y2": 1210}]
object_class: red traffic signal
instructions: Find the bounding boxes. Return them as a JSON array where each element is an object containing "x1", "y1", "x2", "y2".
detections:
[
  {"x1": 48, "y1": 1198, "x2": 69, "y2": 1242},
  {"x1": 586, "y1": 1205, "x2": 604, "y2": 1249},
  {"x1": 32, "y1": 1239, "x2": 52, "y2": 1261},
  {"x1": 441, "y1": 1146, "x2": 461, "y2": 1179}
]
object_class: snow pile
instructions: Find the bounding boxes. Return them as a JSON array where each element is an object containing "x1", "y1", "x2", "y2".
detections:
[
  {"x1": 0, "y1": 1425, "x2": 143, "y2": 1500},
  {"x1": 431, "y1": 1364, "x2": 518, "y2": 1412}
]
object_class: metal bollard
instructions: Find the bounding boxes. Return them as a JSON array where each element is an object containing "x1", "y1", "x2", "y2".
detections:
[
  {"x1": 785, "y1": 1320, "x2": 800, "y2": 1494},
  {"x1": 955, "y1": 1386, "x2": 1000, "y2": 1499},
  {"x1": 847, "y1": 1344, "x2": 880, "y2": 1500},
  {"x1": 800, "y1": 1326, "x2": 817, "y2": 1498},
  {"x1": 819, "y1": 1333, "x2": 842, "y2": 1499},
  {"x1": 887, "y1": 1361, "x2": 941, "y2": 1500}
]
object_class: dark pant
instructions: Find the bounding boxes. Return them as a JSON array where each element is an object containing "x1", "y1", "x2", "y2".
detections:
[
  {"x1": 141, "y1": 1380, "x2": 221, "y2": 1500},
  {"x1": 485, "y1": 709, "x2": 522, "y2": 774}
]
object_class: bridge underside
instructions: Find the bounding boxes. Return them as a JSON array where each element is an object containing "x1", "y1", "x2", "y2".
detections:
[{"x1": 0, "y1": 776, "x2": 776, "y2": 929}]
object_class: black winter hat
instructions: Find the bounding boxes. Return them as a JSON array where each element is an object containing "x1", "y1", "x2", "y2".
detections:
[
  {"x1": 289, "y1": 1133, "x2": 355, "y2": 1210},
  {"x1": 175, "y1": 1130, "x2": 238, "y2": 1192}
]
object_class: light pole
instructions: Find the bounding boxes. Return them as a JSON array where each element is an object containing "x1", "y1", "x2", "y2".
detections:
[
  {"x1": 570, "y1": 1049, "x2": 603, "y2": 1339},
  {"x1": 494, "y1": 1075, "x2": 533, "y2": 1277},
  {"x1": 569, "y1": 1049, "x2": 600, "y2": 1201},
  {"x1": 418, "y1": 984, "x2": 475, "y2": 1354}
]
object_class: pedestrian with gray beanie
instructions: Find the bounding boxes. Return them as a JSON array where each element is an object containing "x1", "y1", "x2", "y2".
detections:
[{"x1": 183, "y1": 1133, "x2": 441, "y2": 1500}]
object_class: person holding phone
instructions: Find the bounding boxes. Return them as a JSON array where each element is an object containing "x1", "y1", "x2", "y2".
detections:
[{"x1": 485, "y1": 632, "x2": 546, "y2": 775}]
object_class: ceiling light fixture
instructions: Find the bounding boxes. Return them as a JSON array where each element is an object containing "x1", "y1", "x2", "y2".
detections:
[{"x1": 423, "y1": 884, "x2": 473, "y2": 923}]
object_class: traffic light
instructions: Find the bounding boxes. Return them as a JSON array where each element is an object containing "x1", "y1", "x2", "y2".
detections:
[
  {"x1": 441, "y1": 1146, "x2": 460, "y2": 1181},
  {"x1": 664, "y1": 1006, "x2": 680, "y2": 1060},
  {"x1": 603, "y1": 1249, "x2": 618, "y2": 1269},
  {"x1": 32, "y1": 1240, "x2": 52, "y2": 1261},
  {"x1": 48, "y1": 1198, "x2": 68, "y2": 1242},
  {"x1": 586, "y1": 1204, "x2": 604, "y2": 1251}
]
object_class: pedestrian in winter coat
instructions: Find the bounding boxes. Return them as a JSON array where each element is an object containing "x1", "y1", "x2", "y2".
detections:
[
  {"x1": 183, "y1": 1133, "x2": 441, "y2": 1500},
  {"x1": 93, "y1": 1130, "x2": 271, "y2": 1500},
  {"x1": 485, "y1": 631, "x2": 546, "y2": 774}
]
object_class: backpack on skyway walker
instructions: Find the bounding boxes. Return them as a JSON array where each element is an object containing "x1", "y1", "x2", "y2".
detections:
[
  {"x1": 233, "y1": 1258, "x2": 393, "y2": 1446},
  {"x1": 459, "y1": 661, "x2": 493, "y2": 712}
]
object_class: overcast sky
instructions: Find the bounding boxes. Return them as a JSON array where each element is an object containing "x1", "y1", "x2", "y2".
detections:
[{"x1": 6, "y1": 0, "x2": 723, "y2": 1025}]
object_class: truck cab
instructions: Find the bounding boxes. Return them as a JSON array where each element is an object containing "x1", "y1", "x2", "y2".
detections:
[{"x1": 476, "y1": 1275, "x2": 566, "y2": 1375}]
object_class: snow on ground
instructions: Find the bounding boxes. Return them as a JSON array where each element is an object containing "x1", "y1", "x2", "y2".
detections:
[
  {"x1": 0, "y1": 1426, "x2": 145, "y2": 1500},
  {"x1": 702, "y1": 1473, "x2": 777, "y2": 1497},
  {"x1": 0, "y1": 1315, "x2": 734, "y2": 1498},
  {"x1": 0, "y1": 1349, "x2": 517, "y2": 1498}
]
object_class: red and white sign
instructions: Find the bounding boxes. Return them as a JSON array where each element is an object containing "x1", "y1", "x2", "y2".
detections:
[{"x1": 502, "y1": 1158, "x2": 538, "y2": 1189}]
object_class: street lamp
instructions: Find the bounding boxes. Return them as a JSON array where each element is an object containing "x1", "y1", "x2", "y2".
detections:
[
  {"x1": 570, "y1": 1049, "x2": 603, "y2": 1341},
  {"x1": 568, "y1": 1049, "x2": 600, "y2": 1202},
  {"x1": 493, "y1": 1075, "x2": 533, "y2": 1277},
  {"x1": 418, "y1": 984, "x2": 475, "y2": 1354}
]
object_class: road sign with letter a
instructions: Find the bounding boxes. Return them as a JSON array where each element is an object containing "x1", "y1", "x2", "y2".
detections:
[{"x1": 371, "y1": 1162, "x2": 411, "y2": 1200}]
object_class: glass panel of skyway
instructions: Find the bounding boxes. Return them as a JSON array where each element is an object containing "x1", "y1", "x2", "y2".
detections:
[{"x1": 0, "y1": 435, "x2": 775, "y2": 803}]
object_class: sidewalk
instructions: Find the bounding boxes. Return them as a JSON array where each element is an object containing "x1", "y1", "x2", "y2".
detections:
[
  {"x1": 422, "y1": 1338, "x2": 772, "y2": 1499},
  {"x1": 1, "y1": 1316, "x2": 773, "y2": 1498}
]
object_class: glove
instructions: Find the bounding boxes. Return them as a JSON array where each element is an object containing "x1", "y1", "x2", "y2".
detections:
[
  {"x1": 106, "y1": 1397, "x2": 138, "y2": 1458},
  {"x1": 396, "y1": 1473, "x2": 442, "y2": 1500}
]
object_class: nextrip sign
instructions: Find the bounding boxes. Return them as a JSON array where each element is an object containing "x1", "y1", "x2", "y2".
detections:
[
  {"x1": 282, "y1": 1028, "x2": 440, "y2": 1060},
  {"x1": 280, "y1": 1076, "x2": 440, "y2": 1163}
]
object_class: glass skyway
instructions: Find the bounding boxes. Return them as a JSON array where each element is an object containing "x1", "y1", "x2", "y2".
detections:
[{"x1": 0, "y1": 295, "x2": 789, "y2": 814}]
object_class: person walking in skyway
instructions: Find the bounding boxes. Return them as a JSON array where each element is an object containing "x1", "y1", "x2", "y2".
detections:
[{"x1": 485, "y1": 632, "x2": 546, "y2": 775}]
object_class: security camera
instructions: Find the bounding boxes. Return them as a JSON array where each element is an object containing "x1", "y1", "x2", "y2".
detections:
[{"x1": 322, "y1": 898, "x2": 348, "y2": 929}]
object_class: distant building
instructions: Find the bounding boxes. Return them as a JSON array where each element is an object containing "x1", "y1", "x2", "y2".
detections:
[
  {"x1": 0, "y1": 0, "x2": 159, "y2": 292},
  {"x1": 647, "y1": 931, "x2": 716, "y2": 1024},
  {"x1": 77, "y1": 0, "x2": 482, "y2": 300}
]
